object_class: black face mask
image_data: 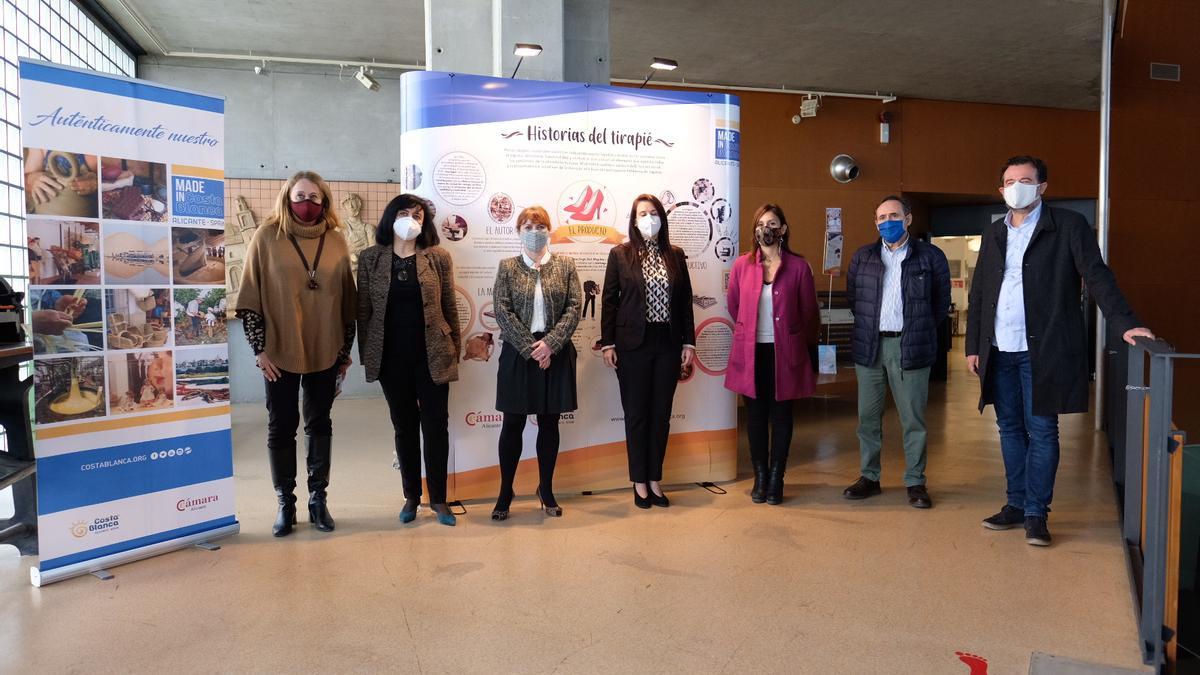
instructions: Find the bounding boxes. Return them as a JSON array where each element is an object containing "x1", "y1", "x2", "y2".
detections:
[{"x1": 755, "y1": 225, "x2": 782, "y2": 248}]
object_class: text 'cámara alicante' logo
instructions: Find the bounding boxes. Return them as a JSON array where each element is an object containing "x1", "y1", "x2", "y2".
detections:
[
  {"x1": 177, "y1": 495, "x2": 219, "y2": 512},
  {"x1": 69, "y1": 514, "x2": 121, "y2": 538},
  {"x1": 464, "y1": 411, "x2": 504, "y2": 427}
]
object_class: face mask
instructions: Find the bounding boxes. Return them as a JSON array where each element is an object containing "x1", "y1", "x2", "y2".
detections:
[
  {"x1": 636, "y1": 214, "x2": 661, "y2": 239},
  {"x1": 755, "y1": 225, "x2": 782, "y2": 248},
  {"x1": 393, "y1": 215, "x2": 421, "y2": 241},
  {"x1": 1003, "y1": 182, "x2": 1041, "y2": 210},
  {"x1": 520, "y1": 228, "x2": 549, "y2": 253},
  {"x1": 878, "y1": 219, "x2": 906, "y2": 244},
  {"x1": 289, "y1": 198, "x2": 324, "y2": 223}
]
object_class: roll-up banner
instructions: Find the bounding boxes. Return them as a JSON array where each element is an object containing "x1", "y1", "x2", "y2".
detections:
[
  {"x1": 19, "y1": 60, "x2": 237, "y2": 586},
  {"x1": 399, "y1": 72, "x2": 740, "y2": 500}
]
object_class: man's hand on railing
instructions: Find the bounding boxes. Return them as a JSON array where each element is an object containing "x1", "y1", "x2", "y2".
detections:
[{"x1": 1124, "y1": 327, "x2": 1156, "y2": 345}]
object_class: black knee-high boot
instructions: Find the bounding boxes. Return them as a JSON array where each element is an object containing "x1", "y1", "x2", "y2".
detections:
[
  {"x1": 268, "y1": 441, "x2": 297, "y2": 537},
  {"x1": 306, "y1": 436, "x2": 335, "y2": 532}
]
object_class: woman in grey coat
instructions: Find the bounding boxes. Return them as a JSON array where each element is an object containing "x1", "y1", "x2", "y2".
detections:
[{"x1": 490, "y1": 205, "x2": 582, "y2": 520}]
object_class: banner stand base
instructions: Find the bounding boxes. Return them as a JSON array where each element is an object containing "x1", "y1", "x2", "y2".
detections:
[
  {"x1": 696, "y1": 482, "x2": 728, "y2": 495},
  {"x1": 194, "y1": 541, "x2": 221, "y2": 551},
  {"x1": 448, "y1": 501, "x2": 467, "y2": 516},
  {"x1": 89, "y1": 569, "x2": 113, "y2": 581},
  {"x1": 31, "y1": 522, "x2": 239, "y2": 588}
]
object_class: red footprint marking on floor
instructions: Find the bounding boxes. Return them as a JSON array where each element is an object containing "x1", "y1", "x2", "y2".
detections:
[{"x1": 956, "y1": 651, "x2": 988, "y2": 674}]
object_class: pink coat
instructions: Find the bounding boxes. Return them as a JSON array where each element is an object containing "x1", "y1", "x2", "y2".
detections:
[{"x1": 724, "y1": 249, "x2": 820, "y2": 400}]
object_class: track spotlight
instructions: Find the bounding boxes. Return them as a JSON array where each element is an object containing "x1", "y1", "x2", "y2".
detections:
[
  {"x1": 640, "y1": 57, "x2": 678, "y2": 88},
  {"x1": 355, "y1": 66, "x2": 380, "y2": 91},
  {"x1": 512, "y1": 43, "x2": 543, "y2": 78}
]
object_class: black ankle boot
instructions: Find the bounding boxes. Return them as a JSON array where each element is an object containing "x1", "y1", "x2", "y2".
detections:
[
  {"x1": 306, "y1": 436, "x2": 335, "y2": 532},
  {"x1": 750, "y1": 459, "x2": 768, "y2": 503},
  {"x1": 273, "y1": 490, "x2": 297, "y2": 537},
  {"x1": 765, "y1": 459, "x2": 786, "y2": 505}
]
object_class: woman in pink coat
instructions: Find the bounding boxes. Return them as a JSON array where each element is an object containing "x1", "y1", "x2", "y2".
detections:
[{"x1": 725, "y1": 204, "x2": 820, "y2": 505}]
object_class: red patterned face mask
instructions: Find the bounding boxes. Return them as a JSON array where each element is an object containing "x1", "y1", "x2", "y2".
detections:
[{"x1": 289, "y1": 199, "x2": 324, "y2": 223}]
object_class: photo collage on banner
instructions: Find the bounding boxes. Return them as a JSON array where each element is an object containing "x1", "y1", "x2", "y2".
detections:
[
  {"x1": 19, "y1": 59, "x2": 237, "y2": 586},
  {"x1": 399, "y1": 72, "x2": 741, "y2": 500}
]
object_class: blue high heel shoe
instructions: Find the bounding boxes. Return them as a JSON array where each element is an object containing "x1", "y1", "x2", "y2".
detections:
[
  {"x1": 432, "y1": 504, "x2": 457, "y2": 527},
  {"x1": 399, "y1": 499, "x2": 418, "y2": 524}
]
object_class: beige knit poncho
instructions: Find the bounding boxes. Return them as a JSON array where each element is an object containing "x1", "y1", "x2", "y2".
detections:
[{"x1": 235, "y1": 219, "x2": 357, "y2": 374}]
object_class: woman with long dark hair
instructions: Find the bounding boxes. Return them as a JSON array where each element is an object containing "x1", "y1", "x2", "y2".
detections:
[
  {"x1": 725, "y1": 204, "x2": 819, "y2": 504},
  {"x1": 357, "y1": 194, "x2": 461, "y2": 527},
  {"x1": 600, "y1": 194, "x2": 695, "y2": 509},
  {"x1": 235, "y1": 170, "x2": 357, "y2": 537}
]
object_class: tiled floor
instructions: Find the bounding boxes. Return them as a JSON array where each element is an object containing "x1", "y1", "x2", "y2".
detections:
[{"x1": 0, "y1": 347, "x2": 1149, "y2": 673}]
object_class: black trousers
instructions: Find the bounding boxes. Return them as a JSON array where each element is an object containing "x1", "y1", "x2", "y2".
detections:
[
  {"x1": 264, "y1": 363, "x2": 338, "y2": 496},
  {"x1": 616, "y1": 323, "x2": 681, "y2": 482},
  {"x1": 744, "y1": 343, "x2": 794, "y2": 467},
  {"x1": 378, "y1": 360, "x2": 451, "y2": 504},
  {"x1": 497, "y1": 413, "x2": 560, "y2": 498},
  {"x1": 581, "y1": 294, "x2": 596, "y2": 319}
]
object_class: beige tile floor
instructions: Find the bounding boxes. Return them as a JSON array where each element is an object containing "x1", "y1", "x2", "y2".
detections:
[{"x1": 0, "y1": 351, "x2": 1149, "y2": 673}]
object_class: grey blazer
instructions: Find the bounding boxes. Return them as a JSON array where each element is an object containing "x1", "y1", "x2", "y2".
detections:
[{"x1": 492, "y1": 253, "x2": 582, "y2": 358}]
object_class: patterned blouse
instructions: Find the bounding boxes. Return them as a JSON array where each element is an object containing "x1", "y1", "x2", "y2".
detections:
[
  {"x1": 642, "y1": 243, "x2": 671, "y2": 322},
  {"x1": 237, "y1": 309, "x2": 355, "y2": 366}
]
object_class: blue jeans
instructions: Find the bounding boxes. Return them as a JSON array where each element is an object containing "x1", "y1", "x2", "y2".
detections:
[{"x1": 991, "y1": 350, "x2": 1060, "y2": 518}]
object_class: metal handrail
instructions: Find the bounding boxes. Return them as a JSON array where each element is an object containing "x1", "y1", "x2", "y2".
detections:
[{"x1": 1119, "y1": 336, "x2": 1198, "y2": 670}]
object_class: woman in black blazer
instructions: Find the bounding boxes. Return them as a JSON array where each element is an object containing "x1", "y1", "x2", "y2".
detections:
[{"x1": 601, "y1": 194, "x2": 696, "y2": 509}]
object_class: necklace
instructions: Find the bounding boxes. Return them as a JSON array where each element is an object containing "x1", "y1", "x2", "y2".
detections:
[
  {"x1": 393, "y1": 253, "x2": 416, "y2": 282},
  {"x1": 287, "y1": 233, "x2": 326, "y2": 290}
]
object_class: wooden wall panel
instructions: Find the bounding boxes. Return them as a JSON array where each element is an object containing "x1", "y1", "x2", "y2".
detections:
[{"x1": 1111, "y1": 0, "x2": 1200, "y2": 431}]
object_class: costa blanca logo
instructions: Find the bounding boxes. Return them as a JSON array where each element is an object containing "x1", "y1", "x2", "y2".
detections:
[
  {"x1": 465, "y1": 411, "x2": 504, "y2": 427},
  {"x1": 70, "y1": 514, "x2": 120, "y2": 537},
  {"x1": 177, "y1": 495, "x2": 219, "y2": 512}
]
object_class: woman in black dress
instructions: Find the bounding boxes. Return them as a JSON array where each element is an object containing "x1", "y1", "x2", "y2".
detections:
[{"x1": 491, "y1": 206, "x2": 582, "y2": 520}]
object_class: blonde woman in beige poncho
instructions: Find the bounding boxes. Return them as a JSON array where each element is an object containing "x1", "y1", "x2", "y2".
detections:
[{"x1": 235, "y1": 171, "x2": 357, "y2": 537}]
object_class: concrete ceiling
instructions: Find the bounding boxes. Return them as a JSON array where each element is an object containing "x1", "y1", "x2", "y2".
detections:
[{"x1": 100, "y1": 0, "x2": 1104, "y2": 110}]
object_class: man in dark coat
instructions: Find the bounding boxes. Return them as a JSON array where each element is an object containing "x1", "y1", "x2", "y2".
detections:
[{"x1": 966, "y1": 155, "x2": 1154, "y2": 547}]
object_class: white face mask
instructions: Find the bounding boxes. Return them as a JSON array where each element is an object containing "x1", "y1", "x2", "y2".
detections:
[
  {"x1": 636, "y1": 214, "x2": 661, "y2": 239},
  {"x1": 393, "y1": 215, "x2": 421, "y2": 241},
  {"x1": 1003, "y1": 182, "x2": 1042, "y2": 210}
]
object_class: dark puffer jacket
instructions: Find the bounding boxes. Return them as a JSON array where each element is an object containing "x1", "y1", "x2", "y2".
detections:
[{"x1": 846, "y1": 238, "x2": 951, "y2": 370}]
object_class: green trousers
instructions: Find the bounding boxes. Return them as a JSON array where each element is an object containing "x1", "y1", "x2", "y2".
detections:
[{"x1": 855, "y1": 336, "x2": 930, "y2": 486}]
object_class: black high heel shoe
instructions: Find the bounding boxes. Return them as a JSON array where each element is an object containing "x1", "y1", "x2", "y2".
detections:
[
  {"x1": 492, "y1": 488, "x2": 514, "y2": 521},
  {"x1": 633, "y1": 485, "x2": 652, "y2": 509},
  {"x1": 649, "y1": 483, "x2": 670, "y2": 508},
  {"x1": 536, "y1": 484, "x2": 562, "y2": 517}
]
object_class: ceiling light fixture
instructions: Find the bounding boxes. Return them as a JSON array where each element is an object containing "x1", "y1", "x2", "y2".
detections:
[
  {"x1": 640, "y1": 57, "x2": 678, "y2": 89},
  {"x1": 511, "y1": 43, "x2": 543, "y2": 78},
  {"x1": 355, "y1": 65, "x2": 380, "y2": 91},
  {"x1": 800, "y1": 94, "x2": 820, "y2": 118}
]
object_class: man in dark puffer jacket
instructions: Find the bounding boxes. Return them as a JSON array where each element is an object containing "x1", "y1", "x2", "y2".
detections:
[{"x1": 843, "y1": 195, "x2": 950, "y2": 508}]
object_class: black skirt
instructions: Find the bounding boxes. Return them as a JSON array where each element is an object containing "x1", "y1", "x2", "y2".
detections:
[{"x1": 495, "y1": 332, "x2": 578, "y2": 415}]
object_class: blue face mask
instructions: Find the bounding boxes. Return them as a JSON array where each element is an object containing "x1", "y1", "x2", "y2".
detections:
[{"x1": 878, "y1": 219, "x2": 906, "y2": 244}]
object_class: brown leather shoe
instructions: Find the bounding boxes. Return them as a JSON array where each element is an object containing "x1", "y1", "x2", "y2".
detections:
[{"x1": 907, "y1": 485, "x2": 932, "y2": 509}]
